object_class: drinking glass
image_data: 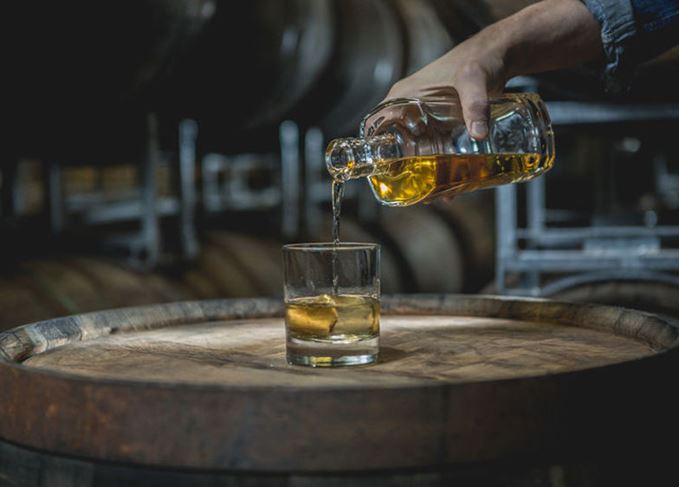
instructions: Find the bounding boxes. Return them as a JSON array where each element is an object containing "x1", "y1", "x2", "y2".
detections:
[{"x1": 282, "y1": 243, "x2": 380, "y2": 367}]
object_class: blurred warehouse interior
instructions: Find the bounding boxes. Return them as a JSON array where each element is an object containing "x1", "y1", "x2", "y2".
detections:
[{"x1": 1, "y1": 0, "x2": 679, "y2": 330}]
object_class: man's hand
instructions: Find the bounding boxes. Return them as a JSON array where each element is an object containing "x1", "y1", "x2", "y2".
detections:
[{"x1": 384, "y1": 0, "x2": 603, "y2": 140}]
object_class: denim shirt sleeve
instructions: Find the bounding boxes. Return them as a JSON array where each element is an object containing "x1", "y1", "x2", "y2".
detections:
[{"x1": 581, "y1": 0, "x2": 679, "y2": 93}]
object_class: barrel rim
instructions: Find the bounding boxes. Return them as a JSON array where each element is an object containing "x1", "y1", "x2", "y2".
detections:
[
  {"x1": 1, "y1": 294, "x2": 678, "y2": 391},
  {"x1": 1, "y1": 294, "x2": 678, "y2": 472}
]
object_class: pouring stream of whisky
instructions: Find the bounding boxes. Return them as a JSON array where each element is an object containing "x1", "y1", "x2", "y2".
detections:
[
  {"x1": 331, "y1": 180, "x2": 344, "y2": 295},
  {"x1": 332, "y1": 180, "x2": 344, "y2": 245}
]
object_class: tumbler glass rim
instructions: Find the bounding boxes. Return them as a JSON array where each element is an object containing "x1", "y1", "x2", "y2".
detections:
[{"x1": 283, "y1": 242, "x2": 380, "y2": 252}]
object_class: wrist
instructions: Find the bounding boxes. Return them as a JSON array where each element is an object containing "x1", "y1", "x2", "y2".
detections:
[
  {"x1": 471, "y1": 19, "x2": 514, "y2": 83},
  {"x1": 486, "y1": 0, "x2": 604, "y2": 79},
  {"x1": 487, "y1": 12, "x2": 528, "y2": 80}
]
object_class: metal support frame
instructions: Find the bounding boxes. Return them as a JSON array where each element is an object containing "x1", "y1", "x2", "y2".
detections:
[
  {"x1": 202, "y1": 152, "x2": 281, "y2": 212},
  {"x1": 495, "y1": 100, "x2": 679, "y2": 297},
  {"x1": 47, "y1": 161, "x2": 64, "y2": 234},
  {"x1": 280, "y1": 121, "x2": 300, "y2": 239},
  {"x1": 178, "y1": 119, "x2": 199, "y2": 260},
  {"x1": 33, "y1": 115, "x2": 203, "y2": 269},
  {"x1": 546, "y1": 102, "x2": 679, "y2": 125},
  {"x1": 304, "y1": 127, "x2": 324, "y2": 237},
  {"x1": 495, "y1": 184, "x2": 517, "y2": 294},
  {"x1": 133, "y1": 112, "x2": 162, "y2": 269}
]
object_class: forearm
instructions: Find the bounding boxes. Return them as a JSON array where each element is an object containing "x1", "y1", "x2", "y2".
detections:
[
  {"x1": 481, "y1": 0, "x2": 604, "y2": 79},
  {"x1": 384, "y1": 0, "x2": 676, "y2": 137}
]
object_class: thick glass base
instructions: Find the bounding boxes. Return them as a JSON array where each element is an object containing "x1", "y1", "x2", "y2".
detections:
[{"x1": 286, "y1": 336, "x2": 379, "y2": 367}]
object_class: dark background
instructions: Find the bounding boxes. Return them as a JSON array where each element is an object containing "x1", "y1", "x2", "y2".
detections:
[{"x1": 1, "y1": 0, "x2": 678, "y2": 330}]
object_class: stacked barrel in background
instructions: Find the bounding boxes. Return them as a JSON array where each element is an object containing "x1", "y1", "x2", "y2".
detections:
[
  {"x1": 0, "y1": 0, "x2": 502, "y2": 331},
  {"x1": 2, "y1": 0, "x2": 679, "y2": 331}
]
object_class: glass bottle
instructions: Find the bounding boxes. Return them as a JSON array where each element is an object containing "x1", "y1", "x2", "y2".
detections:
[{"x1": 325, "y1": 93, "x2": 555, "y2": 206}]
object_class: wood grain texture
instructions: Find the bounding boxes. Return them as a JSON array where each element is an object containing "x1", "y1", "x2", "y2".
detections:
[
  {"x1": 24, "y1": 316, "x2": 654, "y2": 386},
  {"x1": 0, "y1": 294, "x2": 678, "y2": 472},
  {"x1": 378, "y1": 207, "x2": 464, "y2": 292},
  {"x1": 0, "y1": 231, "x2": 286, "y2": 332},
  {"x1": 552, "y1": 280, "x2": 679, "y2": 319}
]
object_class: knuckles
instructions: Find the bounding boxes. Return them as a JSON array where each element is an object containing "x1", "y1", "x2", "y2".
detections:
[{"x1": 453, "y1": 62, "x2": 487, "y2": 85}]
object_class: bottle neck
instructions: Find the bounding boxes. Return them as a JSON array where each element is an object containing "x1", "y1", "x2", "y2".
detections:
[{"x1": 325, "y1": 134, "x2": 400, "y2": 182}]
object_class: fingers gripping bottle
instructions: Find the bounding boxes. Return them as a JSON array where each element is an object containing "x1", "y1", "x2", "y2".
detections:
[{"x1": 325, "y1": 93, "x2": 555, "y2": 206}]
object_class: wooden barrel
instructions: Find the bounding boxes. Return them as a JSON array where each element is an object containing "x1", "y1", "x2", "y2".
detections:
[
  {"x1": 0, "y1": 231, "x2": 291, "y2": 331},
  {"x1": 164, "y1": 0, "x2": 462, "y2": 141},
  {"x1": 313, "y1": 214, "x2": 407, "y2": 294},
  {"x1": 433, "y1": 192, "x2": 495, "y2": 292},
  {"x1": 395, "y1": 0, "x2": 455, "y2": 76},
  {"x1": 166, "y1": 0, "x2": 334, "y2": 125},
  {"x1": 377, "y1": 206, "x2": 464, "y2": 292},
  {"x1": 0, "y1": 274, "x2": 58, "y2": 333},
  {"x1": 307, "y1": 0, "x2": 404, "y2": 137},
  {"x1": 2, "y1": 294, "x2": 677, "y2": 485},
  {"x1": 0, "y1": 256, "x2": 198, "y2": 332},
  {"x1": 550, "y1": 279, "x2": 679, "y2": 320},
  {"x1": 194, "y1": 231, "x2": 284, "y2": 298},
  {"x1": 0, "y1": 230, "x2": 287, "y2": 332},
  {"x1": 315, "y1": 0, "x2": 454, "y2": 136}
]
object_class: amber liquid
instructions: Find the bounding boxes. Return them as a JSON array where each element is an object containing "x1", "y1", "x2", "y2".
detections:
[
  {"x1": 332, "y1": 180, "x2": 344, "y2": 244},
  {"x1": 331, "y1": 180, "x2": 344, "y2": 294},
  {"x1": 366, "y1": 153, "x2": 553, "y2": 206},
  {"x1": 286, "y1": 294, "x2": 380, "y2": 342}
]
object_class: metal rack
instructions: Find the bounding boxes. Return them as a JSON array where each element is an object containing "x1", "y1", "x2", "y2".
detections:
[
  {"x1": 10, "y1": 96, "x2": 679, "y2": 296},
  {"x1": 38, "y1": 115, "x2": 200, "y2": 269},
  {"x1": 495, "y1": 101, "x2": 679, "y2": 296}
]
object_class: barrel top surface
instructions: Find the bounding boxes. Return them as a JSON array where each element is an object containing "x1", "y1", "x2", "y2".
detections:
[
  {"x1": 22, "y1": 315, "x2": 655, "y2": 387},
  {"x1": 1, "y1": 295, "x2": 678, "y2": 472}
]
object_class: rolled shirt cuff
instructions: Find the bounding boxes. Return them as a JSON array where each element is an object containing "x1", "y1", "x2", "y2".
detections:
[{"x1": 581, "y1": 0, "x2": 637, "y2": 93}]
